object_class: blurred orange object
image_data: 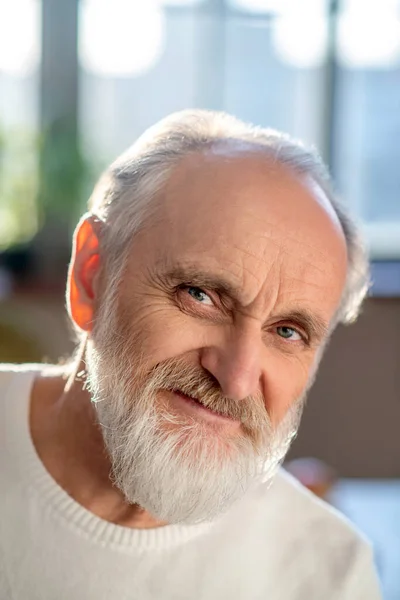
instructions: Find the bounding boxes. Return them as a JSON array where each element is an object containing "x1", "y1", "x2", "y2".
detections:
[{"x1": 285, "y1": 458, "x2": 337, "y2": 500}]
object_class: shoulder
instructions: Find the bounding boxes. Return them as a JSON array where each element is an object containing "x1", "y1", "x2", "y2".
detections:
[
  {"x1": 231, "y1": 468, "x2": 371, "y2": 556},
  {"x1": 216, "y1": 470, "x2": 381, "y2": 597},
  {"x1": 253, "y1": 470, "x2": 380, "y2": 596},
  {"x1": 267, "y1": 469, "x2": 367, "y2": 546}
]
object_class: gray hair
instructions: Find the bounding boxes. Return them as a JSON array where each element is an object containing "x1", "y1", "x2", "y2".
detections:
[{"x1": 88, "y1": 109, "x2": 369, "y2": 326}]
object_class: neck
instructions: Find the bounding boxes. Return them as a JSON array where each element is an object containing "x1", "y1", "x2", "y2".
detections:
[{"x1": 29, "y1": 351, "x2": 167, "y2": 529}]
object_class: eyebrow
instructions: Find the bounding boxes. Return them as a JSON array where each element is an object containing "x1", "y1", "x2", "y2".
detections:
[
  {"x1": 275, "y1": 310, "x2": 330, "y2": 344},
  {"x1": 160, "y1": 262, "x2": 241, "y2": 303},
  {"x1": 159, "y1": 261, "x2": 330, "y2": 343}
]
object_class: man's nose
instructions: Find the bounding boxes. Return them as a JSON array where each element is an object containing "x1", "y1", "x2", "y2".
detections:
[{"x1": 200, "y1": 325, "x2": 262, "y2": 401}]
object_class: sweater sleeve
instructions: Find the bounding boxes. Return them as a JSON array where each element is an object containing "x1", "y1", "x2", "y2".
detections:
[{"x1": 341, "y1": 542, "x2": 382, "y2": 600}]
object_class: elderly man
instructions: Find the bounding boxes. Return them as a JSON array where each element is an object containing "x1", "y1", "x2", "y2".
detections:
[{"x1": 0, "y1": 110, "x2": 381, "y2": 599}]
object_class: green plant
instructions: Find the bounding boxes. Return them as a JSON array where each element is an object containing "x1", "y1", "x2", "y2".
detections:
[
  {"x1": 0, "y1": 119, "x2": 101, "y2": 251},
  {"x1": 0, "y1": 127, "x2": 39, "y2": 250},
  {"x1": 37, "y1": 118, "x2": 95, "y2": 226}
]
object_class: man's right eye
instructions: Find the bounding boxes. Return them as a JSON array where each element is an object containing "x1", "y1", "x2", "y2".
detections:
[{"x1": 186, "y1": 286, "x2": 214, "y2": 306}]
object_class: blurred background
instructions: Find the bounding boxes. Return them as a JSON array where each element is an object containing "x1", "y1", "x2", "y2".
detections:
[{"x1": 0, "y1": 0, "x2": 399, "y2": 596}]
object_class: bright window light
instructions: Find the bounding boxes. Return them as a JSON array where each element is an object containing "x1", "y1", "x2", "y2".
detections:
[
  {"x1": 229, "y1": 0, "x2": 327, "y2": 16},
  {"x1": 252, "y1": 0, "x2": 329, "y2": 69},
  {"x1": 79, "y1": 0, "x2": 165, "y2": 77},
  {"x1": 160, "y1": 0, "x2": 203, "y2": 5},
  {"x1": 270, "y1": 1, "x2": 328, "y2": 69},
  {"x1": 272, "y1": 15, "x2": 328, "y2": 68},
  {"x1": 0, "y1": 0, "x2": 40, "y2": 76},
  {"x1": 364, "y1": 222, "x2": 400, "y2": 259},
  {"x1": 337, "y1": 6, "x2": 400, "y2": 68},
  {"x1": 229, "y1": 0, "x2": 289, "y2": 13}
]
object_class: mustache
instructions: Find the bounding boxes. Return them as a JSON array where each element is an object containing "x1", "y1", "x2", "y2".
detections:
[{"x1": 147, "y1": 358, "x2": 270, "y2": 435}]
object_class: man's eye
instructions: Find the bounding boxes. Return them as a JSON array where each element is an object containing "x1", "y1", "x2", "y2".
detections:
[
  {"x1": 187, "y1": 286, "x2": 213, "y2": 306},
  {"x1": 276, "y1": 326, "x2": 302, "y2": 341}
]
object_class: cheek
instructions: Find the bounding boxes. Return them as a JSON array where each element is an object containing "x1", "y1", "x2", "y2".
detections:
[
  {"x1": 263, "y1": 351, "x2": 314, "y2": 425},
  {"x1": 127, "y1": 305, "x2": 214, "y2": 366}
]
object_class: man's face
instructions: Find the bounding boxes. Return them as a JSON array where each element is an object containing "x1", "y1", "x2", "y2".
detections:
[{"x1": 86, "y1": 149, "x2": 348, "y2": 524}]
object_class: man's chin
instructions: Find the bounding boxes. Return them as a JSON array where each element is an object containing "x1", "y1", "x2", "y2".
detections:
[
  {"x1": 110, "y1": 431, "x2": 272, "y2": 525},
  {"x1": 118, "y1": 458, "x2": 274, "y2": 526}
]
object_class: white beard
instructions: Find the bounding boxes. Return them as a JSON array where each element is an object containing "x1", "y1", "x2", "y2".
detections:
[{"x1": 85, "y1": 304, "x2": 305, "y2": 525}]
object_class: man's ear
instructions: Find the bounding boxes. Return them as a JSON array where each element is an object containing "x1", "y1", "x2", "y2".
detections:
[{"x1": 67, "y1": 213, "x2": 102, "y2": 332}]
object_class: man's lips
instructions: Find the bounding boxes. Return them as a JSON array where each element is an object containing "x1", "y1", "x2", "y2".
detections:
[{"x1": 168, "y1": 389, "x2": 241, "y2": 427}]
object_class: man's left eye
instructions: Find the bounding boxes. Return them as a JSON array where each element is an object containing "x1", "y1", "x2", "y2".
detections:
[
  {"x1": 276, "y1": 326, "x2": 302, "y2": 341},
  {"x1": 187, "y1": 287, "x2": 214, "y2": 306}
]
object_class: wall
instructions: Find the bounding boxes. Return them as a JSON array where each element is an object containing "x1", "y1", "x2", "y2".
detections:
[{"x1": 289, "y1": 298, "x2": 400, "y2": 477}]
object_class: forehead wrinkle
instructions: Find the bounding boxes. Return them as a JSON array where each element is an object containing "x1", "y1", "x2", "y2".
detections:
[
  {"x1": 226, "y1": 241, "x2": 323, "y2": 316},
  {"x1": 223, "y1": 250, "x2": 281, "y2": 310},
  {"x1": 231, "y1": 239, "x2": 281, "y2": 267},
  {"x1": 279, "y1": 278, "x2": 325, "y2": 300},
  {"x1": 251, "y1": 212, "x2": 346, "y2": 273},
  {"x1": 231, "y1": 230, "x2": 339, "y2": 287},
  {"x1": 232, "y1": 238, "x2": 325, "y2": 315},
  {"x1": 259, "y1": 231, "x2": 337, "y2": 277},
  {"x1": 229, "y1": 237, "x2": 282, "y2": 287},
  {"x1": 238, "y1": 256, "x2": 336, "y2": 335},
  {"x1": 282, "y1": 240, "x2": 341, "y2": 276}
]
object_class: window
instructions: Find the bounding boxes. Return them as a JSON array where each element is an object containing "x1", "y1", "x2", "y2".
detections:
[
  {"x1": 224, "y1": 0, "x2": 329, "y2": 147},
  {"x1": 3, "y1": 0, "x2": 399, "y2": 259},
  {"x1": 0, "y1": 0, "x2": 41, "y2": 249},
  {"x1": 78, "y1": 0, "x2": 202, "y2": 164},
  {"x1": 333, "y1": 0, "x2": 400, "y2": 258},
  {"x1": 228, "y1": 0, "x2": 400, "y2": 258},
  {"x1": 78, "y1": 0, "x2": 329, "y2": 165}
]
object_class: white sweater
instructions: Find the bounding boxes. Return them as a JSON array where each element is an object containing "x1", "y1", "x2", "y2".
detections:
[{"x1": 0, "y1": 365, "x2": 381, "y2": 600}]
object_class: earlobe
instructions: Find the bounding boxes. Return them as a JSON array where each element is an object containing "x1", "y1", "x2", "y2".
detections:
[{"x1": 67, "y1": 214, "x2": 102, "y2": 332}]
